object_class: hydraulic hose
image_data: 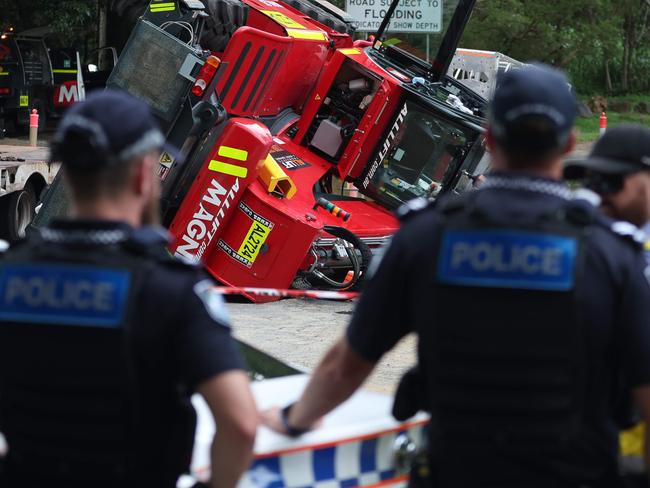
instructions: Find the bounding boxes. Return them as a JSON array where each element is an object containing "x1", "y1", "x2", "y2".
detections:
[{"x1": 309, "y1": 225, "x2": 372, "y2": 291}]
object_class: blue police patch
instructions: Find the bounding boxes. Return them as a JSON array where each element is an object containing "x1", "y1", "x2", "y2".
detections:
[
  {"x1": 0, "y1": 264, "x2": 131, "y2": 328},
  {"x1": 437, "y1": 230, "x2": 577, "y2": 291}
]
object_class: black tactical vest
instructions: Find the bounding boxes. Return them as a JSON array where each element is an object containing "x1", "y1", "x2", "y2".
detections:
[
  {"x1": 422, "y1": 192, "x2": 590, "y2": 451},
  {"x1": 0, "y1": 227, "x2": 194, "y2": 487}
]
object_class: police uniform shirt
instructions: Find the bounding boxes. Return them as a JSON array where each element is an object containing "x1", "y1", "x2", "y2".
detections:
[
  {"x1": 0, "y1": 219, "x2": 244, "y2": 487},
  {"x1": 347, "y1": 173, "x2": 650, "y2": 486}
]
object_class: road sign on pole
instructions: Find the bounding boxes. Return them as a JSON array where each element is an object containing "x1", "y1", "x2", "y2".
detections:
[{"x1": 345, "y1": 0, "x2": 442, "y2": 33}]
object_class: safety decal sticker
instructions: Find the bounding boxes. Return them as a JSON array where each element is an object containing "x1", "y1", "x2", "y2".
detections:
[
  {"x1": 437, "y1": 230, "x2": 577, "y2": 291},
  {"x1": 218, "y1": 203, "x2": 275, "y2": 267},
  {"x1": 19, "y1": 95, "x2": 28, "y2": 107},
  {"x1": 160, "y1": 152, "x2": 175, "y2": 166},
  {"x1": 150, "y1": 1, "x2": 176, "y2": 13},
  {"x1": 238, "y1": 201, "x2": 274, "y2": 229},
  {"x1": 285, "y1": 29, "x2": 326, "y2": 40},
  {"x1": 218, "y1": 202, "x2": 275, "y2": 267},
  {"x1": 270, "y1": 144, "x2": 310, "y2": 170},
  {"x1": 261, "y1": 10, "x2": 306, "y2": 29},
  {"x1": 209, "y1": 145, "x2": 249, "y2": 178},
  {"x1": 218, "y1": 239, "x2": 254, "y2": 268},
  {"x1": 238, "y1": 221, "x2": 272, "y2": 266},
  {"x1": 0, "y1": 264, "x2": 131, "y2": 328},
  {"x1": 157, "y1": 152, "x2": 175, "y2": 180}
]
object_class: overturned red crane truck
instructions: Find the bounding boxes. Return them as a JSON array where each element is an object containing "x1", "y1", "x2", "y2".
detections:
[{"x1": 37, "y1": 0, "x2": 487, "y2": 302}]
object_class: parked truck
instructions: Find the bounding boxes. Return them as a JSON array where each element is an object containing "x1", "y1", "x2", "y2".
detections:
[{"x1": 0, "y1": 146, "x2": 58, "y2": 241}]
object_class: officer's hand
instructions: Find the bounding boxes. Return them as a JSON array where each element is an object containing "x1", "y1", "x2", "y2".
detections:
[{"x1": 260, "y1": 406, "x2": 322, "y2": 437}]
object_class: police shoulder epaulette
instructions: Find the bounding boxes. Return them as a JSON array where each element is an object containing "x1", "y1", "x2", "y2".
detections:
[
  {"x1": 124, "y1": 226, "x2": 177, "y2": 262},
  {"x1": 606, "y1": 220, "x2": 646, "y2": 248}
]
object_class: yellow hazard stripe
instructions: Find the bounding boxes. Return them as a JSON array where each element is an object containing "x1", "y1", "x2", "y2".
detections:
[
  {"x1": 150, "y1": 2, "x2": 176, "y2": 12},
  {"x1": 52, "y1": 69, "x2": 78, "y2": 74},
  {"x1": 218, "y1": 145, "x2": 248, "y2": 161},
  {"x1": 286, "y1": 29, "x2": 326, "y2": 40},
  {"x1": 208, "y1": 160, "x2": 248, "y2": 178}
]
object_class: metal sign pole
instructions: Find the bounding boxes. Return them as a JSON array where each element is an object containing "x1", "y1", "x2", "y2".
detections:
[{"x1": 426, "y1": 34, "x2": 430, "y2": 62}]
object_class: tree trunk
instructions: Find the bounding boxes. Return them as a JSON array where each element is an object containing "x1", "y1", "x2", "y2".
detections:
[
  {"x1": 98, "y1": 0, "x2": 109, "y2": 69},
  {"x1": 604, "y1": 59, "x2": 613, "y2": 94},
  {"x1": 622, "y1": 18, "x2": 632, "y2": 93}
]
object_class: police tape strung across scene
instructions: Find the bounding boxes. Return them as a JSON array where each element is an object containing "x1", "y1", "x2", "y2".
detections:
[{"x1": 214, "y1": 286, "x2": 359, "y2": 300}]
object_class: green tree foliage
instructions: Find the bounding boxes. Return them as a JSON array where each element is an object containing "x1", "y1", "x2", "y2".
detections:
[
  {"x1": 0, "y1": 0, "x2": 100, "y2": 48},
  {"x1": 462, "y1": 0, "x2": 650, "y2": 94},
  {"x1": 2, "y1": 0, "x2": 648, "y2": 95}
]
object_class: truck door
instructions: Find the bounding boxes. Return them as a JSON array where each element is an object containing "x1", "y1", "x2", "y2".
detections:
[
  {"x1": 50, "y1": 48, "x2": 81, "y2": 110},
  {"x1": 15, "y1": 38, "x2": 52, "y2": 88}
]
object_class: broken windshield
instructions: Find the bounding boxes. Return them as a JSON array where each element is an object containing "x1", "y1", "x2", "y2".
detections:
[{"x1": 362, "y1": 99, "x2": 475, "y2": 209}]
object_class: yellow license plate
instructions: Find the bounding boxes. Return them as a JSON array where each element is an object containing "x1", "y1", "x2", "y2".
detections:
[{"x1": 237, "y1": 221, "x2": 271, "y2": 266}]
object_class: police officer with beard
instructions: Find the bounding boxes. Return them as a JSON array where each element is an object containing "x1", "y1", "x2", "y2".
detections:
[
  {"x1": 262, "y1": 65, "x2": 650, "y2": 487},
  {"x1": 0, "y1": 91, "x2": 258, "y2": 488},
  {"x1": 565, "y1": 124, "x2": 650, "y2": 486}
]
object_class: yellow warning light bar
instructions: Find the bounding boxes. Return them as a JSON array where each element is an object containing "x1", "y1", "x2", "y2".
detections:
[{"x1": 259, "y1": 155, "x2": 297, "y2": 199}]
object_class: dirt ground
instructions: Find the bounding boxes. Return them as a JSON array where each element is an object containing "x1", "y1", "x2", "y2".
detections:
[{"x1": 229, "y1": 298, "x2": 417, "y2": 395}]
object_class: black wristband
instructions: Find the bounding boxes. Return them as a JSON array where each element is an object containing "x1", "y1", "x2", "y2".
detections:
[{"x1": 281, "y1": 403, "x2": 311, "y2": 437}]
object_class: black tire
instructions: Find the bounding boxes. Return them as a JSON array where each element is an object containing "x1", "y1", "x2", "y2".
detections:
[
  {"x1": 283, "y1": 0, "x2": 355, "y2": 35},
  {"x1": 202, "y1": 0, "x2": 250, "y2": 52},
  {"x1": 0, "y1": 187, "x2": 36, "y2": 242}
]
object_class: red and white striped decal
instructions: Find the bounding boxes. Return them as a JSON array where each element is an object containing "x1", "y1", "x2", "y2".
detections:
[{"x1": 214, "y1": 286, "x2": 360, "y2": 300}]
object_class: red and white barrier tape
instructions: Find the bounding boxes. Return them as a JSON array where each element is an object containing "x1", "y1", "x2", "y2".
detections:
[{"x1": 214, "y1": 286, "x2": 360, "y2": 300}]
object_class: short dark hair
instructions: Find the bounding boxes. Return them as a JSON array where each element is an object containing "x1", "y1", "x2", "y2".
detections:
[
  {"x1": 61, "y1": 158, "x2": 141, "y2": 202},
  {"x1": 495, "y1": 116, "x2": 568, "y2": 169}
]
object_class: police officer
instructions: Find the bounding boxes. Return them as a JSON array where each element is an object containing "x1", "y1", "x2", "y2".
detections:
[
  {"x1": 262, "y1": 65, "x2": 650, "y2": 487},
  {"x1": 565, "y1": 124, "x2": 650, "y2": 486},
  {"x1": 0, "y1": 90, "x2": 258, "y2": 488}
]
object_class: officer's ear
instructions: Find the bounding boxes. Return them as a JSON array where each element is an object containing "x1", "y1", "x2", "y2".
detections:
[
  {"x1": 131, "y1": 154, "x2": 155, "y2": 198},
  {"x1": 561, "y1": 129, "x2": 577, "y2": 157}
]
